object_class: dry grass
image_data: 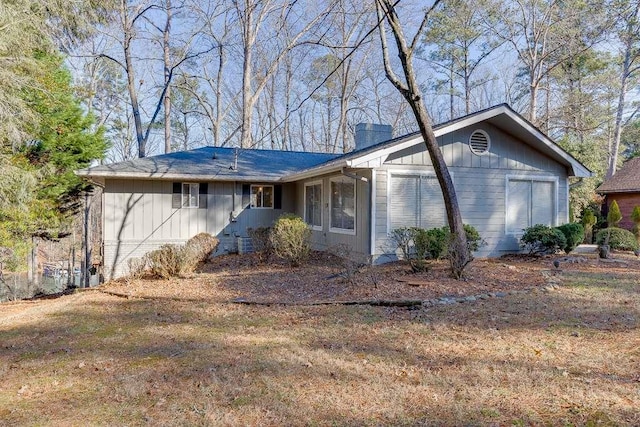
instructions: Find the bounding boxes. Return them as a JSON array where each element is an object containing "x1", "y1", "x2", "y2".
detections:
[{"x1": 0, "y1": 253, "x2": 639, "y2": 425}]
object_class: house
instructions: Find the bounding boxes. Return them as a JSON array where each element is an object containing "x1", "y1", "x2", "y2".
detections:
[
  {"x1": 596, "y1": 157, "x2": 640, "y2": 230},
  {"x1": 77, "y1": 104, "x2": 591, "y2": 280}
]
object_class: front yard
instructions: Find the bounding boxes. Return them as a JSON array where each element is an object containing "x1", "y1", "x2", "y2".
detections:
[{"x1": 0, "y1": 253, "x2": 638, "y2": 425}]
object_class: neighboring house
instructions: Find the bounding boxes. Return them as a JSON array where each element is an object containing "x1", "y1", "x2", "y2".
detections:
[
  {"x1": 596, "y1": 157, "x2": 640, "y2": 230},
  {"x1": 77, "y1": 104, "x2": 591, "y2": 280}
]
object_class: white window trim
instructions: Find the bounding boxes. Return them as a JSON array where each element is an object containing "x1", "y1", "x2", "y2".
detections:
[
  {"x1": 182, "y1": 182, "x2": 199, "y2": 208},
  {"x1": 469, "y1": 129, "x2": 491, "y2": 156},
  {"x1": 504, "y1": 174, "x2": 559, "y2": 236},
  {"x1": 304, "y1": 180, "x2": 323, "y2": 231},
  {"x1": 250, "y1": 184, "x2": 274, "y2": 209},
  {"x1": 385, "y1": 168, "x2": 451, "y2": 234},
  {"x1": 329, "y1": 175, "x2": 356, "y2": 235}
]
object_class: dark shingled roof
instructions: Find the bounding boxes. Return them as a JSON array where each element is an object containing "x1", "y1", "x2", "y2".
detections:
[
  {"x1": 597, "y1": 157, "x2": 640, "y2": 194},
  {"x1": 77, "y1": 147, "x2": 340, "y2": 182}
]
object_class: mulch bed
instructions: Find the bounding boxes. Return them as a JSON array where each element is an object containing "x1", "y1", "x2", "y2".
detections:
[{"x1": 100, "y1": 250, "x2": 640, "y2": 304}]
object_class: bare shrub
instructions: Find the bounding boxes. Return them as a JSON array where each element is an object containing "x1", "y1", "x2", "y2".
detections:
[
  {"x1": 145, "y1": 244, "x2": 188, "y2": 279},
  {"x1": 126, "y1": 257, "x2": 147, "y2": 281},
  {"x1": 247, "y1": 227, "x2": 272, "y2": 263},
  {"x1": 388, "y1": 227, "x2": 413, "y2": 260},
  {"x1": 270, "y1": 214, "x2": 311, "y2": 266},
  {"x1": 329, "y1": 243, "x2": 365, "y2": 284},
  {"x1": 185, "y1": 233, "x2": 219, "y2": 265}
]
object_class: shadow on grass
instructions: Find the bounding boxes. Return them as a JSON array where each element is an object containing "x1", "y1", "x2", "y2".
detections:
[{"x1": 1, "y1": 273, "x2": 638, "y2": 425}]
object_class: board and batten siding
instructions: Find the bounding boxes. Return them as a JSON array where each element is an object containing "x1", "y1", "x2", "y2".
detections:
[
  {"x1": 103, "y1": 179, "x2": 295, "y2": 279},
  {"x1": 373, "y1": 122, "x2": 569, "y2": 261},
  {"x1": 294, "y1": 171, "x2": 371, "y2": 262}
]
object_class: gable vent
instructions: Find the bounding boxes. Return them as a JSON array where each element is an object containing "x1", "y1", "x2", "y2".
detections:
[{"x1": 469, "y1": 130, "x2": 490, "y2": 155}]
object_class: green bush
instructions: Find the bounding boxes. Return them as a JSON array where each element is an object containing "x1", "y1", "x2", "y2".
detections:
[
  {"x1": 607, "y1": 200, "x2": 622, "y2": 227},
  {"x1": 520, "y1": 224, "x2": 567, "y2": 255},
  {"x1": 415, "y1": 227, "x2": 449, "y2": 260},
  {"x1": 555, "y1": 223, "x2": 585, "y2": 254},
  {"x1": 462, "y1": 224, "x2": 483, "y2": 253},
  {"x1": 595, "y1": 227, "x2": 639, "y2": 251},
  {"x1": 270, "y1": 214, "x2": 311, "y2": 266}
]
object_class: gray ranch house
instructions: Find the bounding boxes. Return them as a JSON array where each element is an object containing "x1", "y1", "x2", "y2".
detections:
[{"x1": 78, "y1": 104, "x2": 591, "y2": 280}]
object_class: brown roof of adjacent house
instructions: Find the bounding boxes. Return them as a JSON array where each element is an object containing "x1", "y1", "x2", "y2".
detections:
[{"x1": 597, "y1": 157, "x2": 640, "y2": 194}]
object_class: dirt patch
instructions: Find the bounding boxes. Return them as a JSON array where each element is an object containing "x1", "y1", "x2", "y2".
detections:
[{"x1": 102, "y1": 250, "x2": 640, "y2": 304}]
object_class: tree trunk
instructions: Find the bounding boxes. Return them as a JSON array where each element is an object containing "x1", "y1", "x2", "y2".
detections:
[
  {"x1": 376, "y1": 0, "x2": 470, "y2": 279},
  {"x1": 163, "y1": 0, "x2": 172, "y2": 153},
  {"x1": 608, "y1": 45, "x2": 632, "y2": 178}
]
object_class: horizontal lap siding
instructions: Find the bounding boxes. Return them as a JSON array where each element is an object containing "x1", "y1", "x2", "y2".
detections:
[
  {"x1": 103, "y1": 179, "x2": 296, "y2": 279},
  {"x1": 374, "y1": 122, "x2": 569, "y2": 261}
]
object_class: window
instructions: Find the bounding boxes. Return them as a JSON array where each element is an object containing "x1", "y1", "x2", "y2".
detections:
[
  {"x1": 388, "y1": 173, "x2": 445, "y2": 231},
  {"x1": 251, "y1": 185, "x2": 273, "y2": 208},
  {"x1": 182, "y1": 183, "x2": 199, "y2": 208},
  {"x1": 304, "y1": 182, "x2": 322, "y2": 230},
  {"x1": 330, "y1": 176, "x2": 355, "y2": 233},
  {"x1": 506, "y1": 177, "x2": 556, "y2": 234},
  {"x1": 469, "y1": 129, "x2": 490, "y2": 155}
]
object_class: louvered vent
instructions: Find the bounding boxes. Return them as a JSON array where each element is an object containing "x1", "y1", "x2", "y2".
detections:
[{"x1": 469, "y1": 130, "x2": 490, "y2": 155}]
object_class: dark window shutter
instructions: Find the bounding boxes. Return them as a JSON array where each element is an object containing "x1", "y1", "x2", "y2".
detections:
[
  {"x1": 199, "y1": 183, "x2": 208, "y2": 209},
  {"x1": 242, "y1": 184, "x2": 251, "y2": 208},
  {"x1": 274, "y1": 184, "x2": 282, "y2": 209},
  {"x1": 172, "y1": 182, "x2": 182, "y2": 209}
]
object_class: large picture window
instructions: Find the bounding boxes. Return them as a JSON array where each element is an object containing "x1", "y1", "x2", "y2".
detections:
[
  {"x1": 304, "y1": 182, "x2": 322, "y2": 230},
  {"x1": 506, "y1": 177, "x2": 556, "y2": 234},
  {"x1": 330, "y1": 176, "x2": 355, "y2": 233},
  {"x1": 182, "y1": 183, "x2": 199, "y2": 208},
  {"x1": 251, "y1": 185, "x2": 274, "y2": 208}
]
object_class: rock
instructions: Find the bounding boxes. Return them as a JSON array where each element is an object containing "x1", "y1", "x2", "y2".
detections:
[
  {"x1": 495, "y1": 292, "x2": 507, "y2": 298},
  {"x1": 465, "y1": 296, "x2": 477, "y2": 302}
]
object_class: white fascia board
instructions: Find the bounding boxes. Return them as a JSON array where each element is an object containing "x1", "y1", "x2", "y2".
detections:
[
  {"x1": 348, "y1": 104, "x2": 591, "y2": 178},
  {"x1": 75, "y1": 170, "x2": 283, "y2": 182},
  {"x1": 503, "y1": 110, "x2": 592, "y2": 178},
  {"x1": 280, "y1": 164, "x2": 345, "y2": 182}
]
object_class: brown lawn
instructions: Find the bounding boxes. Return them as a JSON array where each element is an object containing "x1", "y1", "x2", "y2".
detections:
[{"x1": 0, "y1": 252, "x2": 638, "y2": 426}]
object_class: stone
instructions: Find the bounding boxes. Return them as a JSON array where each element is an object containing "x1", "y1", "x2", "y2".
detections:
[
  {"x1": 465, "y1": 296, "x2": 477, "y2": 302},
  {"x1": 495, "y1": 292, "x2": 507, "y2": 298}
]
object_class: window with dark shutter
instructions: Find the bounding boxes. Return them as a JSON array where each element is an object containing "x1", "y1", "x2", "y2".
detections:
[
  {"x1": 242, "y1": 184, "x2": 251, "y2": 208},
  {"x1": 172, "y1": 182, "x2": 182, "y2": 209},
  {"x1": 274, "y1": 185, "x2": 282, "y2": 209},
  {"x1": 199, "y1": 183, "x2": 208, "y2": 209}
]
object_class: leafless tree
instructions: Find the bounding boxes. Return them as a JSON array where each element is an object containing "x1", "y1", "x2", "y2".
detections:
[{"x1": 375, "y1": 0, "x2": 470, "y2": 279}]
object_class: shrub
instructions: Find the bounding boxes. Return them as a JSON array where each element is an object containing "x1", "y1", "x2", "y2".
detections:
[
  {"x1": 416, "y1": 227, "x2": 449, "y2": 260},
  {"x1": 388, "y1": 227, "x2": 414, "y2": 261},
  {"x1": 185, "y1": 233, "x2": 219, "y2": 265},
  {"x1": 607, "y1": 200, "x2": 622, "y2": 227},
  {"x1": 247, "y1": 227, "x2": 273, "y2": 263},
  {"x1": 146, "y1": 244, "x2": 189, "y2": 279},
  {"x1": 631, "y1": 206, "x2": 640, "y2": 243},
  {"x1": 145, "y1": 233, "x2": 219, "y2": 279},
  {"x1": 520, "y1": 224, "x2": 567, "y2": 255},
  {"x1": 270, "y1": 214, "x2": 311, "y2": 266},
  {"x1": 595, "y1": 227, "x2": 639, "y2": 251},
  {"x1": 581, "y1": 209, "x2": 597, "y2": 243},
  {"x1": 555, "y1": 223, "x2": 585, "y2": 253},
  {"x1": 462, "y1": 224, "x2": 483, "y2": 253}
]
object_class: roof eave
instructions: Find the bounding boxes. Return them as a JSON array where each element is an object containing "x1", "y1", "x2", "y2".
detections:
[{"x1": 76, "y1": 170, "x2": 285, "y2": 182}]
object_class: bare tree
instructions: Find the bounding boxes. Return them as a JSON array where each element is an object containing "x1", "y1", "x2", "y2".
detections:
[
  {"x1": 606, "y1": 0, "x2": 640, "y2": 178},
  {"x1": 375, "y1": 0, "x2": 470, "y2": 279}
]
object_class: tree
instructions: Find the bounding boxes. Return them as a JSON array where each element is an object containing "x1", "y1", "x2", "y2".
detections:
[
  {"x1": 422, "y1": 0, "x2": 501, "y2": 118},
  {"x1": 606, "y1": 0, "x2": 640, "y2": 178},
  {"x1": 607, "y1": 199, "x2": 622, "y2": 227},
  {"x1": 489, "y1": 0, "x2": 608, "y2": 126},
  {"x1": 375, "y1": 0, "x2": 470, "y2": 279}
]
